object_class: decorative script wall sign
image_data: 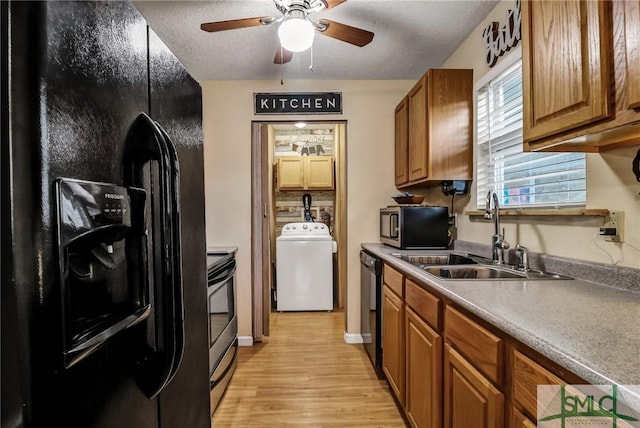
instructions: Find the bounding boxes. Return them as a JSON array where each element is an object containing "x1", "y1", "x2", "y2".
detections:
[
  {"x1": 254, "y1": 92, "x2": 342, "y2": 115},
  {"x1": 482, "y1": 0, "x2": 521, "y2": 67}
]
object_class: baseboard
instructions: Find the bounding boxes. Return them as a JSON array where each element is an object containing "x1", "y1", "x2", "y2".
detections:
[
  {"x1": 237, "y1": 336, "x2": 254, "y2": 346},
  {"x1": 344, "y1": 332, "x2": 364, "y2": 344}
]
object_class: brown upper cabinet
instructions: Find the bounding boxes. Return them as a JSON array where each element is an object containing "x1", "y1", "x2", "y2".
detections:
[
  {"x1": 276, "y1": 156, "x2": 334, "y2": 190},
  {"x1": 394, "y1": 99, "x2": 409, "y2": 186},
  {"x1": 394, "y1": 69, "x2": 473, "y2": 188},
  {"x1": 522, "y1": 0, "x2": 640, "y2": 152},
  {"x1": 625, "y1": 0, "x2": 640, "y2": 110}
]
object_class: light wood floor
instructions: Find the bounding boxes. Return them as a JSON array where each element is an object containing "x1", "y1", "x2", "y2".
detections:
[{"x1": 211, "y1": 311, "x2": 407, "y2": 427}]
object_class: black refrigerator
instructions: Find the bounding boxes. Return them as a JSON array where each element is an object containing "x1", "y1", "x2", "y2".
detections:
[{"x1": 1, "y1": 1, "x2": 210, "y2": 427}]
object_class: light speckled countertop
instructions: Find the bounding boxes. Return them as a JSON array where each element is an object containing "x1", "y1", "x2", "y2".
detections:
[{"x1": 362, "y1": 243, "x2": 640, "y2": 409}]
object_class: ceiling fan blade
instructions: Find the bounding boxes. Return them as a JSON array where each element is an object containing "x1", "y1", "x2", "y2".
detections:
[
  {"x1": 317, "y1": 19, "x2": 374, "y2": 47},
  {"x1": 201, "y1": 16, "x2": 273, "y2": 32},
  {"x1": 274, "y1": 47, "x2": 293, "y2": 65},
  {"x1": 324, "y1": 0, "x2": 348, "y2": 10}
]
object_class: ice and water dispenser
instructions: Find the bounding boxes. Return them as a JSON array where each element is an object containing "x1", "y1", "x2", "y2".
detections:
[{"x1": 55, "y1": 178, "x2": 150, "y2": 367}]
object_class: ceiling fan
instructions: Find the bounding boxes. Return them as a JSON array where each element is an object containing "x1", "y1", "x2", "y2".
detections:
[{"x1": 200, "y1": 0, "x2": 374, "y2": 65}]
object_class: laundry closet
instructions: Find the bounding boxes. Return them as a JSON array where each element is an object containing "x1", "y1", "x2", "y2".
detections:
[{"x1": 270, "y1": 123, "x2": 338, "y2": 311}]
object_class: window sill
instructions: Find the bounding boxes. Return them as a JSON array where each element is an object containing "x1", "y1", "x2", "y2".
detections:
[{"x1": 464, "y1": 208, "x2": 609, "y2": 217}]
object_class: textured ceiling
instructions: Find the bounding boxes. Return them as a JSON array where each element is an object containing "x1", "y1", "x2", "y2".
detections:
[{"x1": 134, "y1": 0, "x2": 499, "y2": 81}]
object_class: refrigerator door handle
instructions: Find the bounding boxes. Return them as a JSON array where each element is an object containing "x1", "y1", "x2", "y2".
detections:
[
  {"x1": 124, "y1": 113, "x2": 185, "y2": 399},
  {"x1": 156, "y1": 123, "x2": 186, "y2": 382}
]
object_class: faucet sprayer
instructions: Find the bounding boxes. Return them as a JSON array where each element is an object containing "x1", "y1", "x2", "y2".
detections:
[{"x1": 515, "y1": 244, "x2": 529, "y2": 271}]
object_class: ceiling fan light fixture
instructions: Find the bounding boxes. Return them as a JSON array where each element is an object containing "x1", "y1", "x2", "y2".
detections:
[{"x1": 278, "y1": 13, "x2": 315, "y2": 52}]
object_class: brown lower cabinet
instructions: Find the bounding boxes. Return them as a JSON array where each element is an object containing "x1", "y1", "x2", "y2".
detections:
[
  {"x1": 382, "y1": 284, "x2": 405, "y2": 406},
  {"x1": 405, "y1": 307, "x2": 442, "y2": 428},
  {"x1": 380, "y1": 262, "x2": 583, "y2": 428},
  {"x1": 512, "y1": 349, "x2": 564, "y2": 419},
  {"x1": 444, "y1": 345, "x2": 504, "y2": 428},
  {"x1": 510, "y1": 407, "x2": 536, "y2": 428}
]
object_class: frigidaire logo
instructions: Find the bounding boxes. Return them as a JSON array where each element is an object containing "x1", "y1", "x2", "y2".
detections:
[{"x1": 104, "y1": 193, "x2": 125, "y2": 200}]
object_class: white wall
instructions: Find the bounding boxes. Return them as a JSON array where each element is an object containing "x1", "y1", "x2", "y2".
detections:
[
  {"x1": 202, "y1": 80, "x2": 413, "y2": 339},
  {"x1": 436, "y1": 0, "x2": 640, "y2": 269}
]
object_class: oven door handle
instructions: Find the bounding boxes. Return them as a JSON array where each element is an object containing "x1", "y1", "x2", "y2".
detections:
[
  {"x1": 210, "y1": 342, "x2": 237, "y2": 388},
  {"x1": 208, "y1": 261, "x2": 237, "y2": 285}
]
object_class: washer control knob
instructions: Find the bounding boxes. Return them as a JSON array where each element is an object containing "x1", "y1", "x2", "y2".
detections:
[{"x1": 303, "y1": 224, "x2": 308, "y2": 229}]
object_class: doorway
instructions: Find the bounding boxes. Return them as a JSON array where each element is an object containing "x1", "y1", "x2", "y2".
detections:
[{"x1": 251, "y1": 121, "x2": 347, "y2": 340}]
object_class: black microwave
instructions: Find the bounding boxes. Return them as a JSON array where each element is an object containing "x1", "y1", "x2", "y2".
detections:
[{"x1": 380, "y1": 206, "x2": 449, "y2": 249}]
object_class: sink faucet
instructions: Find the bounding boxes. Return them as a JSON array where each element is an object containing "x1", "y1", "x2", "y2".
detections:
[{"x1": 484, "y1": 190, "x2": 509, "y2": 264}]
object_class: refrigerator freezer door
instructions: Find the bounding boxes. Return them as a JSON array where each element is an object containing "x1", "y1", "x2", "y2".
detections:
[
  {"x1": 148, "y1": 28, "x2": 211, "y2": 428},
  {"x1": 6, "y1": 2, "x2": 159, "y2": 426},
  {"x1": 3, "y1": 2, "x2": 206, "y2": 427}
]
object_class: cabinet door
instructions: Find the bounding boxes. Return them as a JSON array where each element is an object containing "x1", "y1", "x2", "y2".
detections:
[
  {"x1": 444, "y1": 345, "x2": 504, "y2": 428},
  {"x1": 277, "y1": 157, "x2": 304, "y2": 189},
  {"x1": 512, "y1": 350, "x2": 564, "y2": 420},
  {"x1": 445, "y1": 306, "x2": 502, "y2": 385},
  {"x1": 522, "y1": 0, "x2": 612, "y2": 142},
  {"x1": 405, "y1": 279, "x2": 440, "y2": 331},
  {"x1": 428, "y1": 69, "x2": 473, "y2": 181},
  {"x1": 306, "y1": 157, "x2": 334, "y2": 189},
  {"x1": 383, "y1": 264, "x2": 404, "y2": 298},
  {"x1": 382, "y1": 285, "x2": 405, "y2": 405},
  {"x1": 406, "y1": 307, "x2": 442, "y2": 428},
  {"x1": 407, "y1": 75, "x2": 429, "y2": 182},
  {"x1": 394, "y1": 98, "x2": 409, "y2": 186},
  {"x1": 511, "y1": 407, "x2": 536, "y2": 428},
  {"x1": 624, "y1": 0, "x2": 640, "y2": 110}
]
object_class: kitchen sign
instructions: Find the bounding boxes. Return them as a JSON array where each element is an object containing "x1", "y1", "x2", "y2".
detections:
[
  {"x1": 482, "y1": 0, "x2": 521, "y2": 67},
  {"x1": 254, "y1": 92, "x2": 342, "y2": 115}
]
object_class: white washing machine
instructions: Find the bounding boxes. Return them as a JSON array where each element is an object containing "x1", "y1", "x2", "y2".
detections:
[{"x1": 276, "y1": 222, "x2": 337, "y2": 311}]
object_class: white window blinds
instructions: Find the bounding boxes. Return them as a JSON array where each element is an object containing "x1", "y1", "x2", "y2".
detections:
[{"x1": 476, "y1": 59, "x2": 586, "y2": 209}]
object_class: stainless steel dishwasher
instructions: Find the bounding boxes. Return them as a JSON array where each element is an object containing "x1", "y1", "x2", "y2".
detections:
[{"x1": 360, "y1": 250, "x2": 382, "y2": 375}]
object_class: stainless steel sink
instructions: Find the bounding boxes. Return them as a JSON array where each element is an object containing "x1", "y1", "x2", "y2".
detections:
[
  {"x1": 392, "y1": 253, "x2": 478, "y2": 266},
  {"x1": 423, "y1": 265, "x2": 526, "y2": 279},
  {"x1": 390, "y1": 251, "x2": 572, "y2": 280},
  {"x1": 422, "y1": 265, "x2": 572, "y2": 281}
]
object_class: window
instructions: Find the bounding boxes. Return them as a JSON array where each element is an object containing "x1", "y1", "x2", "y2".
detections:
[{"x1": 476, "y1": 57, "x2": 586, "y2": 209}]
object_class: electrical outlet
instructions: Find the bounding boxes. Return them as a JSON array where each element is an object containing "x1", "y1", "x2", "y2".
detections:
[
  {"x1": 603, "y1": 211, "x2": 624, "y2": 242},
  {"x1": 448, "y1": 213, "x2": 458, "y2": 229}
]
